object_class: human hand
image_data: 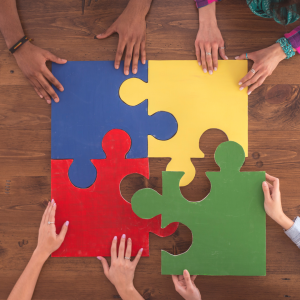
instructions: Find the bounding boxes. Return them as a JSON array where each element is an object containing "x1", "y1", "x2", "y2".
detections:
[
  {"x1": 172, "y1": 270, "x2": 201, "y2": 300},
  {"x1": 262, "y1": 173, "x2": 293, "y2": 230},
  {"x1": 13, "y1": 42, "x2": 67, "y2": 104},
  {"x1": 35, "y1": 199, "x2": 69, "y2": 261},
  {"x1": 98, "y1": 235, "x2": 143, "y2": 299},
  {"x1": 236, "y1": 43, "x2": 286, "y2": 95},
  {"x1": 95, "y1": 0, "x2": 151, "y2": 75},
  {"x1": 195, "y1": 2, "x2": 227, "y2": 74}
]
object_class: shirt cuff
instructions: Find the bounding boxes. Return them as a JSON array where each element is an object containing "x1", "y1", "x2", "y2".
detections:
[
  {"x1": 284, "y1": 26, "x2": 300, "y2": 54},
  {"x1": 195, "y1": 0, "x2": 220, "y2": 9},
  {"x1": 285, "y1": 216, "x2": 300, "y2": 248}
]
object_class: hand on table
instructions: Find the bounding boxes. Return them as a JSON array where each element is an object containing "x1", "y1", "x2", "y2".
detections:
[
  {"x1": 262, "y1": 173, "x2": 293, "y2": 230},
  {"x1": 35, "y1": 199, "x2": 69, "y2": 260},
  {"x1": 13, "y1": 42, "x2": 67, "y2": 104},
  {"x1": 236, "y1": 43, "x2": 287, "y2": 95},
  {"x1": 98, "y1": 235, "x2": 144, "y2": 300},
  {"x1": 95, "y1": 0, "x2": 151, "y2": 75},
  {"x1": 172, "y1": 270, "x2": 201, "y2": 300}
]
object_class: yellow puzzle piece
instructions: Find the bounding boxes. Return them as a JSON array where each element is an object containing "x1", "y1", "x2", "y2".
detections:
[{"x1": 119, "y1": 60, "x2": 248, "y2": 186}]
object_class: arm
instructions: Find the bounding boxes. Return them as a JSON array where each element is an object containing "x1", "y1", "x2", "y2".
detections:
[
  {"x1": 98, "y1": 235, "x2": 144, "y2": 300},
  {"x1": 7, "y1": 200, "x2": 69, "y2": 300},
  {"x1": 0, "y1": 0, "x2": 67, "y2": 104},
  {"x1": 95, "y1": 0, "x2": 152, "y2": 75},
  {"x1": 194, "y1": 1, "x2": 227, "y2": 75}
]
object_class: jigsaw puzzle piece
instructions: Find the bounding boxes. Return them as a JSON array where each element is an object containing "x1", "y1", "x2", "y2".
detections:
[
  {"x1": 132, "y1": 141, "x2": 266, "y2": 276},
  {"x1": 51, "y1": 61, "x2": 177, "y2": 188},
  {"x1": 52, "y1": 129, "x2": 178, "y2": 257},
  {"x1": 120, "y1": 60, "x2": 248, "y2": 186}
]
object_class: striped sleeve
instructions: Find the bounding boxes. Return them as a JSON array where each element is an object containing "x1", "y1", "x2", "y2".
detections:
[
  {"x1": 194, "y1": 0, "x2": 220, "y2": 9},
  {"x1": 284, "y1": 26, "x2": 300, "y2": 54},
  {"x1": 285, "y1": 217, "x2": 300, "y2": 248}
]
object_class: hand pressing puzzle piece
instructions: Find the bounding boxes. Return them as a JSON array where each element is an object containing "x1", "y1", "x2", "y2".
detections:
[
  {"x1": 51, "y1": 129, "x2": 178, "y2": 257},
  {"x1": 132, "y1": 141, "x2": 266, "y2": 275},
  {"x1": 120, "y1": 60, "x2": 248, "y2": 186},
  {"x1": 51, "y1": 61, "x2": 177, "y2": 188}
]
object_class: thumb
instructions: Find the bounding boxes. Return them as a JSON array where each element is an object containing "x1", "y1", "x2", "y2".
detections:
[
  {"x1": 95, "y1": 26, "x2": 115, "y2": 39},
  {"x1": 58, "y1": 221, "x2": 69, "y2": 241},
  {"x1": 262, "y1": 181, "x2": 271, "y2": 200},
  {"x1": 235, "y1": 53, "x2": 247, "y2": 60},
  {"x1": 97, "y1": 256, "x2": 109, "y2": 277},
  {"x1": 47, "y1": 52, "x2": 67, "y2": 64},
  {"x1": 183, "y1": 269, "x2": 193, "y2": 290}
]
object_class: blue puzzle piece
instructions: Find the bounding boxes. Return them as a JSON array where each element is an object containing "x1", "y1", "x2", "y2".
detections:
[{"x1": 51, "y1": 61, "x2": 178, "y2": 188}]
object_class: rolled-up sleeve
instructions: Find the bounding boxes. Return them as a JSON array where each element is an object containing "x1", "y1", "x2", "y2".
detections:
[
  {"x1": 284, "y1": 26, "x2": 300, "y2": 54},
  {"x1": 285, "y1": 216, "x2": 300, "y2": 248},
  {"x1": 194, "y1": 0, "x2": 220, "y2": 9}
]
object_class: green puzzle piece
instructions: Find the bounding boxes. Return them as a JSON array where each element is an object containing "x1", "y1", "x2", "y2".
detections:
[{"x1": 132, "y1": 141, "x2": 266, "y2": 276}]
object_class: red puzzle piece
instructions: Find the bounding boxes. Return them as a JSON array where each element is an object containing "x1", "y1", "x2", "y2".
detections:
[{"x1": 51, "y1": 129, "x2": 178, "y2": 257}]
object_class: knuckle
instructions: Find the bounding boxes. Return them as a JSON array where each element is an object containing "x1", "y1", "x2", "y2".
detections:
[
  {"x1": 116, "y1": 50, "x2": 123, "y2": 57},
  {"x1": 125, "y1": 54, "x2": 132, "y2": 60}
]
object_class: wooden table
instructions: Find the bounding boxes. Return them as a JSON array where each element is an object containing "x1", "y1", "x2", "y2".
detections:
[{"x1": 1, "y1": 0, "x2": 300, "y2": 299}]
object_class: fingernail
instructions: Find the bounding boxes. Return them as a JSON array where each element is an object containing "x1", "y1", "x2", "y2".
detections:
[
  {"x1": 122, "y1": 234, "x2": 126, "y2": 239},
  {"x1": 248, "y1": 91, "x2": 252, "y2": 95},
  {"x1": 133, "y1": 68, "x2": 137, "y2": 74},
  {"x1": 263, "y1": 181, "x2": 267, "y2": 187},
  {"x1": 203, "y1": 69, "x2": 207, "y2": 73},
  {"x1": 54, "y1": 98, "x2": 59, "y2": 102},
  {"x1": 47, "y1": 100, "x2": 51, "y2": 104},
  {"x1": 51, "y1": 199, "x2": 54, "y2": 203},
  {"x1": 53, "y1": 202, "x2": 56, "y2": 206},
  {"x1": 214, "y1": 67, "x2": 217, "y2": 71},
  {"x1": 61, "y1": 59, "x2": 67, "y2": 63},
  {"x1": 198, "y1": 62, "x2": 201, "y2": 66},
  {"x1": 239, "y1": 87, "x2": 244, "y2": 91},
  {"x1": 142, "y1": 59, "x2": 146, "y2": 64},
  {"x1": 114, "y1": 236, "x2": 117, "y2": 240},
  {"x1": 239, "y1": 82, "x2": 242, "y2": 86},
  {"x1": 140, "y1": 248, "x2": 143, "y2": 252},
  {"x1": 65, "y1": 221, "x2": 69, "y2": 226},
  {"x1": 39, "y1": 94, "x2": 43, "y2": 98},
  {"x1": 209, "y1": 70, "x2": 213, "y2": 75},
  {"x1": 97, "y1": 256, "x2": 101, "y2": 260},
  {"x1": 125, "y1": 70, "x2": 129, "y2": 76},
  {"x1": 235, "y1": 56, "x2": 239, "y2": 59},
  {"x1": 115, "y1": 65, "x2": 119, "y2": 70},
  {"x1": 59, "y1": 87, "x2": 64, "y2": 92},
  {"x1": 225, "y1": 56, "x2": 228, "y2": 60}
]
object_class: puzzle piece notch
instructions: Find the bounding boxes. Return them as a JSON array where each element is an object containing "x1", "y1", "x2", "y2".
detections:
[
  {"x1": 132, "y1": 141, "x2": 266, "y2": 276},
  {"x1": 120, "y1": 60, "x2": 248, "y2": 187},
  {"x1": 52, "y1": 129, "x2": 179, "y2": 257},
  {"x1": 51, "y1": 61, "x2": 178, "y2": 188}
]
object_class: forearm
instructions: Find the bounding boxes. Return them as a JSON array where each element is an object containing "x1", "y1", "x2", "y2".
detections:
[
  {"x1": 274, "y1": 213, "x2": 294, "y2": 231},
  {"x1": 198, "y1": 2, "x2": 217, "y2": 25},
  {"x1": 7, "y1": 250, "x2": 47, "y2": 300},
  {"x1": 117, "y1": 286, "x2": 144, "y2": 300},
  {"x1": 0, "y1": 0, "x2": 25, "y2": 49},
  {"x1": 126, "y1": 0, "x2": 152, "y2": 18}
]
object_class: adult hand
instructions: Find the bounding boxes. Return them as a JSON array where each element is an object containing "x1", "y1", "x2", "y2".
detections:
[
  {"x1": 13, "y1": 42, "x2": 67, "y2": 104},
  {"x1": 98, "y1": 235, "x2": 143, "y2": 299},
  {"x1": 172, "y1": 270, "x2": 201, "y2": 300},
  {"x1": 35, "y1": 199, "x2": 69, "y2": 260},
  {"x1": 95, "y1": 0, "x2": 151, "y2": 75},
  {"x1": 236, "y1": 43, "x2": 287, "y2": 95},
  {"x1": 195, "y1": 2, "x2": 227, "y2": 74},
  {"x1": 262, "y1": 173, "x2": 293, "y2": 230}
]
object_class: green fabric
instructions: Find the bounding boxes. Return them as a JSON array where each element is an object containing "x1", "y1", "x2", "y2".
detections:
[
  {"x1": 132, "y1": 141, "x2": 266, "y2": 276},
  {"x1": 247, "y1": 0, "x2": 299, "y2": 25}
]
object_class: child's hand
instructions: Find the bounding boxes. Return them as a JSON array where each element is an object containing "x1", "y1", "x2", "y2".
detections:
[
  {"x1": 263, "y1": 173, "x2": 293, "y2": 230},
  {"x1": 98, "y1": 235, "x2": 144, "y2": 300},
  {"x1": 172, "y1": 270, "x2": 201, "y2": 300},
  {"x1": 35, "y1": 199, "x2": 69, "y2": 261}
]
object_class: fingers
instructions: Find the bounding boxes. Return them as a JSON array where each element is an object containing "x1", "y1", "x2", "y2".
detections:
[
  {"x1": 43, "y1": 68, "x2": 64, "y2": 92},
  {"x1": 95, "y1": 26, "x2": 115, "y2": 40},
  {"x1": 132, "y1": 44, "x2": 140, "y2": 74},
  {"x1": 41, "y1": 201, "x2": 50, "y2": 225},
  {"x1": 48, "y1": 200, "x2": 56, "y2": 223},
  {"x1": 212, "y1": 44, "x2": 218, "y2": 71},
  {"x1": 195, "y1": 42, "x2": 201, "y2": 66},
  {"x1": 200, "y1": 46, "x2": 207, "y2": 73},
  {"x1": 219, "y1": 46, "x2": 228, "y2": 60},
  {"x1": 191, "y1": 275, "x2": 197, "y2": 282},
  {"x1": 118, "y1": 234, "x2": 126, "y2": 258},
  {"x1": 44, "y1": 199, "x2": 54, "y2": 224},
  {"x1": 97, "y1": 256, "x2": 110, "y2": 277},
  {"x1": 204, "y1": 44, "x2": 213, "y2": 74},
  {"x1": 262, "y1": 181, "x2": 271, "y2": 200},
  {"x1": 140, "y1": 39, "x2": 146, "y2": 65},
  {"x1": 266, "y1": 173, "x2": 280, "y2": 190},
  {"x1": 124, "y1": 43, "x2": 134, "y2": 76},
  {"x1": 125, "y1": 237, "x2": 132, "y2": 260},
  {"x1": 114, "y1": 40, "x2": 126, "y2": 70},
  {"x1": 58, "y1": 221, "x2": 69, "y2": 240},
  {"x1": 31, "y1": 78, "x2": 52, "y2": 104},
  {"x1": 172, "y1": 275, "x2": 180, "y2": 288},
  {"x1": 111, "y1": 236, "x2": 118, "y2": 260},
  {"x1": 238, "y1": 68, "x2": 258, "y2": 89},
  {"x1": 247, "y1": 76, "x2": 266, "y2": 95},
  {"x1": 37, "y1": 75, "x2": 60, "y2": 102},
  {"x1": 235, "y1": 53, "x2": 247, "y2": 60},
  {"x1": 46, "y1": 51, "x2": 67, "y2": 65},
  {"x1": 133, "y1": 247, "x2": 143, "y2": 267},
  {"x1": 183, "y1": 269, "x2": 193, "y2": 290}
]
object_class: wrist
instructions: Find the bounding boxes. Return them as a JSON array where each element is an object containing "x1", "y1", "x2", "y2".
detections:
[
  {"x1": 272, "y1": 43, "x2": 288, "y2": 61},
  {"x1": 32, "y1": 248, "x2": 50, "y2": 264},
  {"x1": 199, "y1": 2, "x2": 217, "y2": 25},
  {"x1": 116, "y1": 284, "x2": 139, "y2": 299},
  {"x1": 274, "y1": 213, "x2": 294, "y2": 230},
  {"x1": 127, "y1": 0, "x2": 152, "y2": 17},
  {"x1": 12, "y1": 40, "x2": 31, "y2": 58}
]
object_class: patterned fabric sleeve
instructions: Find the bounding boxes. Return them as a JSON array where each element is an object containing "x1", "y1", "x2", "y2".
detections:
[
  {"x1": 194, "y1": 0, "x2": 220, "y2": 9},
  {"x1": 284, "y1": 26, "x2": 300, "y2": 54},
  {"x1": 285, "y1": 216, "x2": 300, "y2": 248}
]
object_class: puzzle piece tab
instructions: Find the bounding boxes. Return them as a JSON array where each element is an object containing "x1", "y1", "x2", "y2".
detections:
[
  {"x1": 51, "y1": 61, "x2": 178, "y2": 188},
  {"x1": 51, "y1": 129, "x2": 178, "y2": 257},
  {"x1": 120, "y1": 60, "x2": 248, "y2": 186},
  {"x1": 132, "y1": 141, "x2": 265, "y2": 275}
]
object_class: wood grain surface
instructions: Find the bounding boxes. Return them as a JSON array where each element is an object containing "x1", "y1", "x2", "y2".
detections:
[{"x1": 1, "y1": 0, "x2": 300, "y2": 299}]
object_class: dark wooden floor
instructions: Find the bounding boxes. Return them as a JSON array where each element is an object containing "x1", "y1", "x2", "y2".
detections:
[{"x1": 1, "y1": 0, "x2": 300, "y2": 299}]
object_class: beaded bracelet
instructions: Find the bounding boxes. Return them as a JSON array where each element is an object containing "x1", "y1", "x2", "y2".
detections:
[{"x1": 276, "y1": 37, "x2": 296, "y2": 59}]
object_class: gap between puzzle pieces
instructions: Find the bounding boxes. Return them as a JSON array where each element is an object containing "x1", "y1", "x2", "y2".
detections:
[
  {"x1": 131, "y1": 141, "x2": 266, "y2": 276},
  {"x1": 51, "y1": 129, "x2": 179, "y2": 257},
  {"x1": 51, "y1": 61, "x2": 178, "y2": 189},
  {"x1": 120, "y1": 60, "x2": 248, "y2": 187}
]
